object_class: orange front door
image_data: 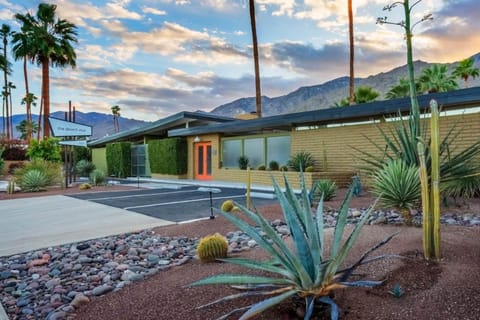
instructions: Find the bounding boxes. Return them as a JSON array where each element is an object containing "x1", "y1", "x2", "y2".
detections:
[{"x1": 195, "y1": 142, "x2": 212, "y2": 180}]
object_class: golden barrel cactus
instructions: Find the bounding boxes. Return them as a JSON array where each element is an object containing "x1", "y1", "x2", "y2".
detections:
[{"x1": 197, "y1": 233, "x2": 228, "y2": 263}]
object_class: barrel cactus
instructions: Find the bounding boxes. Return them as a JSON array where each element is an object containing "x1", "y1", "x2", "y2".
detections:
[
  {"x1": 221, "y1": 200, "x2": 239, "y2": 213},
  {"x1": 197, "y1": 233, "x2": 228, "y2": 263}
]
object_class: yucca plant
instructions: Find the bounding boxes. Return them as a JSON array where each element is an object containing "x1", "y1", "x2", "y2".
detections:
[
  {"x1": 287, "y1": 151, "x2": 316, "y2": 172},
  {"x1": 90, "y1": 169, "x2": 106, "y2": 186},
  {"x1": 76, "y1": 160, "x2": 96, "y2": 177},
  {"x1": 371, "y1": 159, "x2": 421, "y2": 225},
  {"x1": 191, "y1": 173, "x2": 397, "y2": 320},
  {"x1": 311, "y1": 179, "x2": 337, "y2": 201},
  {"x1": 14, "y1": 158, "x2": 61, "y2": 186},
  {"x1": 20, "y1": 169, "x2": 49, "y2": 192}
]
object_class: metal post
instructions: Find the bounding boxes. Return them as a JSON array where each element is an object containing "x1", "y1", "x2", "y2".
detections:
[
  {"x1": 209, "y1": 191, "x2": 214, "y2": 219},
  {"x1": 246, "y1": 167, "x2": 251, "y2": 209}
]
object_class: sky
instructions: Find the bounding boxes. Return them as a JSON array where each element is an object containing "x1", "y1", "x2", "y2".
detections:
[{"x1": 0, "y1": 0, "x2": 479, "y2": 121}]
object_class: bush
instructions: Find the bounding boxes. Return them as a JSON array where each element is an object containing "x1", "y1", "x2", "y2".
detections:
[
  {"x1": 371, "y1": 159, "x2": 420, "y2": 225},
  {"x1": 305, "y1": 165, "x2": 315, "y2": 172},
  {"x1": 90, "y1": 169, "x2": 106, "y2": 186},
  {"x1": 268, "y1": 160, "x2": 279, "y2": 171},
  {"x1": 106, "y1": 142, "x2": 131, "y2": 178},
  {"x1": 279, "y1": 165, "x2": 288, "y2": 172},
  {"x1": 311, "y1": 179, "x2": 337, "y2": 201},
  {"x1": 441, "y1": 166, "x2": 480, "y2": 200},
  {"x1": 2, "y1": 146, "x2": 27, "y2": 160},
  {"x1": 75, "y1": 147, "x2": 91, "y2": 162},
  {"x1": 76, "y1": 160, "x2": 96, "y2": 177},
  {"x1": 148, "y1": 138, "x2": 187, "y2": 175},
  {"x1": 15, "y1": 159, "x2": 62, "y2": 186},
  {"x1": 257, "y1": 164, "x2": 266, "y2": 170},
  {"x1": 238, "y1": 156, "x2": 249, "y2": 170},
  {"x1": 20, "y1": 169, "x2": 49, "y2": 192},
  {"x1": 0, "y1": 148, "x2": 3, "y2": 173},
  {"x1": 287, "y1": 151, "x2": 316, "y2": 172},
  {"x1": 8, "y1": 162, "x2": 25, "y2": 174},
  {"x1": 26, "y1": 138, "x2": 61, "y2": 162}
]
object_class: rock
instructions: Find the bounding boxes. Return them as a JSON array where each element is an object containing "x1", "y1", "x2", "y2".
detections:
[
  {"x1": 16, "y1": 298, "x2": 31, "y2": 307},
  {"x1": 351, "y1": 209, "x2": 362, "y2": 217},
  {"x1": 92, "y1": 284, "x2": 114, "y2": 296},
  {"x1": 46, "y1": 311, "x2": 67, "y2": 320},
  {"x1": 247, "y1": 240, "x2": 257, "y2": 248},
  {"x1": 70, "y1": 294, "x2": 90, "y2": 308},
  {"x1": 76, "y1": 243, "x2": 90, "y2": 251}
]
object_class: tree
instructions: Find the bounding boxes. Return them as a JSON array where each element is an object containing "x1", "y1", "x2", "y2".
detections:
[
  {"x1": 16, "y1": 119, "x2": 38, "y2": 140},
  {"x1": 418, "y1": 64, "x2": 458, "y2": 94},
  {"x1": 20, "y1": 93, "x2": 38, "y2": 141},
  {"x1": 1, "y1": 24, "x2": 11, "y2": 140},
  {"x1": 17, "y1": 3, "x2": 78, "y2": 138},
  {"x1": 335, "y1": 86, "x2": 380, "y2": 106},
  {"x1": 386, "y1": 77, "x2": 414, "y2": 99},
  {"x1": 12, "y1": 17, "x2": 36, "y2": 142},
  {"x1": 453, "y1": 57, "x2": 479, "y2": 88},
  {"x1": 249, "y1": 0, "x2": 262, "y2": 118},
  {"x1": 111, "y1": 105, "x2": 121, "y2": 133},
  {"x1": 348, "y1": 0, "x2": 355, "y2": 105}
]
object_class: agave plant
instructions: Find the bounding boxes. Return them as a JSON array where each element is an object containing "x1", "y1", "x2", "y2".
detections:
[
  {"x1": 20, "y1": 169, "x2": 49, "y2": 192},
  {"x1": 311, "y1": 179, "x2": 337, "y2": 201},
  {"x1": 287, "y1": 150, "x2": 316, "y2": 172},
  {"x1": 191, "y1": 174, "x2": 397, "y2": 320}
]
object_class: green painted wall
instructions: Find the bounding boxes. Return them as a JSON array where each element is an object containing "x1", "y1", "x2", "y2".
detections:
[{"x1": 92, "y1": 147, "x2": 107, "y2": 173}]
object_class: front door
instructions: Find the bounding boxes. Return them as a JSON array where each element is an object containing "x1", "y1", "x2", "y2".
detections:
[{"x1": 195, "y1": 142, "x2": 212, "y2": 180}]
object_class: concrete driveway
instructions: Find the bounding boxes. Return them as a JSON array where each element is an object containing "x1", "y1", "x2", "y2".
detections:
[{"x1": 0, "y1": 195, "x2": 173, "y2": 257}]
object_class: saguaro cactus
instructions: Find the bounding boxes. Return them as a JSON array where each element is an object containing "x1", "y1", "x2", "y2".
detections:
[{"x1": 417, "y1": 99, "x2": 441, "y2": 260}]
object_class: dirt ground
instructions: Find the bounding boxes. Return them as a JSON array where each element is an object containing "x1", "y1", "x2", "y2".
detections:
[{"x1": 2, "y1": 184, "x2": 480, "y2": 319}]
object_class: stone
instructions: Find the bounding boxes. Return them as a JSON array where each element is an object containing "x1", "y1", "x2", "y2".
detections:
[
  {"x1": 351, "y1": 209, "x2": 362, "y2": 217},
  {"x1": 92, "y1": 284, "x2": 114, "y2": 296},
  {"x1": 46, "y1": 311, "x2": 67, "y2": 320},
  {"x1": 16, "y1": 298, "x2": 31, "y2": 307},
  {"x1": 76, "y1": 243, "x2": 90, "y2": 251},
  {"x1": 70, "y1": 294, "x2": 90, "y2": 308}
]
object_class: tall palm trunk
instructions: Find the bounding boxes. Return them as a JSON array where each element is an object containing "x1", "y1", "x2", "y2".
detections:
[
  {"x1": 8, "y1": 83, "x2": 13, "y2": 138},
  {"x1": 348, "y1": 0, "x2": 355, "y2": 105},
  {"x1": 23, "y1": 56, "x2": 31, "y2": 142},
  {"x1": 3, "y1": 37, "x2": 9, "y2": 139},
  {"x1": 37, "y1": 96, "x2": 43, "y2": 141},
  {"x1": 249, "y1": 0, "x2": 262, "y2": 118},
  {"x1": 41, "y1": 57, "x2": 50, "y2": 138}
]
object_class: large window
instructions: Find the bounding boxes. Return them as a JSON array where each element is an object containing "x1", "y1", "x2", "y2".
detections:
[{"x1": 221, "y1": 135, "x2": 290, "y2": 168}]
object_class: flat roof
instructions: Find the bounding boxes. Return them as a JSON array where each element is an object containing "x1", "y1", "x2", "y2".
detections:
[
  {"x1": 88, "y1": 111, "x2": 235, "y2": 147},
  {"x1": 169, "y1": 87, "x2": 480, "y2": 137}
]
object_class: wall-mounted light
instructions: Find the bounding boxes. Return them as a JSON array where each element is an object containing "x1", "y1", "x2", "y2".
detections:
[{"x1": 193, "y1": 136, "x2": 201, "y2": 142}]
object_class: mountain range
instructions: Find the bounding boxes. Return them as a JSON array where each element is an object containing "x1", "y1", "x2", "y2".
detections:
[
  {"x1": 3, "y1": 52, "x2": 479, "y2": 139},
  {"x1": 211, "y1": 53, "x2": 480, "y2": 116}
]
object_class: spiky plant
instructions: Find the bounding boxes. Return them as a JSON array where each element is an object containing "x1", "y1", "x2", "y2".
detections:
[
  {"x1": 197, "y1": 233, "x2": 229, "y2": 263},
  {"x1": 89, "y1": 169, "x2": 105, "y2": 186},
  {"x1": 311, "y1": 179, "x2": 337, "y2": 201},
  {"x1": 371, "y1": 159, "x2": 421, "y2": 225},
  {"x1": 76, "y1": 160, "x2": 96, "y2": 177},
  {"x1": 20, "y1": 169, "x2": 48, "y2": 192},
  {"x1": 287, "y1": 151, "x2": 316, "y2": 172},
  {"x1": 191, "y1": 173, "x2": 397, "y2": 320}
]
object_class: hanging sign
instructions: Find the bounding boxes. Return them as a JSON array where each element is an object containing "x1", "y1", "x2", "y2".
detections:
[{"x1": 49, "y1": 117, "x2": 92, "y2": 137}]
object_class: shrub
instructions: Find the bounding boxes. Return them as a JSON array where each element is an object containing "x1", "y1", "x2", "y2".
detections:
[
  {"x1": 191, "y1": 174, "x2": 395, "y2": 320},
  {"x1": 238, "y1": 155, "x2": 249, "y2": 170},
  {"x1": 2, "y1": 146, "x2": 27, "y2": 160},
  {"x1": 268, "y1": 160, "x2": 279, "y2": 171},
  {"x1": 371, "y1": 159, "x2": 420, "y2": 225},
  {"x1": 279, "y1": 165, "x2": 288, "y2": 172},
  {"x1": 148, "y1": 138, "x2": 187, "y2": 175},
  {"x1": 26, "y1": 138, "x2": 61, "y2": 162},
  {"x1": 15, "y1": 159, "x2": 61, "y2": 186},
  {"x1": 287, "y1": 151, "x2": 316, "y2": 172},
  {"x1": 75, "y1": 147, "x2": 91, "y2": 162},
  {"x1": 8, "y1": 162, "x2": 25, "y2": 174},
  {"x1": 257, "y1": 164, "x2": 266, "y2": 170},
  {"x1": 20, "y1": 169, "x2": 48, "y2": 192},
  {"x1": 440, "y1": 164, "x2": 480, "y2": 200},
  {"x1": 305, "y1": 165, "x2": 315, "y2": 172},
  {"x1": 197, "y1": 233, "x2": 228, "y2": 263},
  {"x1": 106, "y1": 142, "x2": 131, "y2": 178},
  {"x1": 90, "y1": 169, "x2": 106, "y2": 186},
  {"x1": 76, "y1": 160, "x2": 96, "y2": 177},
  {"x1": 311, "y1": 179, "x2": 337, "y2": 201},
  {"x1": 0, "y1": 148, "x2": 3, "y2": 173}
]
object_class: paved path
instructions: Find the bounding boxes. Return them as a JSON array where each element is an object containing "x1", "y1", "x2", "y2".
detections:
[{"x1": 0, "y1": 195, "x2": 173, "y2": 257}]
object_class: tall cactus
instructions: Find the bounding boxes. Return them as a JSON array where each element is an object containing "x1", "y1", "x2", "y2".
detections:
[{"x1": 417, "y1": 99, "x2": 441, "y2": 260}]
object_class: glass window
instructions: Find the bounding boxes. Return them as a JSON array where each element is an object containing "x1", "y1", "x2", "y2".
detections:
[
  {"x1": 266, "y1": 136, "x2": 290, "y2": 165},
  {"x1": 244, "y1": 138, "x2": 264, "y2": 168},
  {"x1": 222, "y1": 139, "x2": 241, "y2": 168}
]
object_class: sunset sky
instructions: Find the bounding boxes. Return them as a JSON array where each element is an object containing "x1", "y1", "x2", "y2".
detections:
[{"x1": 1, "y1": 0, "x2": 479, "y2": 121}]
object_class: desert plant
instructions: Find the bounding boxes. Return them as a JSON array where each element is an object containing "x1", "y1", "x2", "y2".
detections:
[
  {"x1": 268, "y1": 160, "x2": 279, "y2": 171},
  {"x1": 371, "y1": 159, "x2": 421, "y2": 225},
  {"x1": 8, "y1": 162, "x2": 25, "y2": 174},
  {"x1": 257, "y1": 164, "x2": 266, "y2": 171},
  {"x1": 76, "y1": 160, "x2": 96, "y2": 177},
  {"x1": 0, "y1": 147, "x2": 4, "y2": 172},
  {"x1": 191, "y1": 173, "x2": 396, "y2": 320},
  {"x1": 287, "y1": 151, "x2": 316, "y2": 172},
  {"x1": 311, "y1": 179, "x2": 337, "y2": 201},
  {"x1": 305, "y1": 165, "x2": 315, "y2": 172},
  {"x1": 440, "y1": 164, "x2": 480, "y2": 200},
  {"x1": 79, "y1": 183, "x2": 92, "y2": 190},
  {"x1": 14, "y1": 159, "x2": 61, "y2": 186},
  {"x1": 238, "y1": 156, "x2": 249, "y2": 170},
  {"x1": 26, "y1": 137, "x2": 61, "y2": 162},
  {"x1": 7, "y1": 177, "x2": 16, "y2": 194},
  {"x1": 20, "y1": 169, "x2": 48, "y2": 192},
  {"x1": 279, "y1": 165, "x2": 288, "y2": 172},
  {"x1": 90, "y1": 169, "x2": 106, "y2": 186},
  {"x1": 197, "y1": 233, "x2": 228, "y2": 263},
  {"x1": 221, "y1": 200, "x2": 239, "y2": 213},
  {"x1": 389, "y1": 284, "x2": 405, "y2": 298}
]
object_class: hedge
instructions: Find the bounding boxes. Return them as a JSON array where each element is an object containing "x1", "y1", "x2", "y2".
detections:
[
  {"x1": 106, "y1": 142, "x2": 132, "y2": 178},
  {"x1": 148, "y1": 138, "x2": 187, "y2": 175}
]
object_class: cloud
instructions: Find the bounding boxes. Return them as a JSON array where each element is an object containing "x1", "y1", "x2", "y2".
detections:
[{"x1": 142, "y1": 6, "x2": 167, "y2": 15}]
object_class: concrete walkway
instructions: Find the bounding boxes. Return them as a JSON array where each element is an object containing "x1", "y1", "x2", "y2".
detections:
[{"x1": 0, "y1": 195, "x2": 173, "y2": 257}]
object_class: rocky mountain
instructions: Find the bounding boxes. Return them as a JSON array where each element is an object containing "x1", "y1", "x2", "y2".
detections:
[
  {"x1": 211, "y1": 54, "x2": 480, "y2": 117},
  {"x1": 2, "y1": 111, "x2": 148, "y2": 140}
]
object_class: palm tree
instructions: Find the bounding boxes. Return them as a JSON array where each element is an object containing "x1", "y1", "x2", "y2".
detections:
[
  {"x1": 0, "y1": 50, "x2": 4, "y2": 135},
  {"x1": 348, "y1": 0, "x2": 355, "y2": 105},
  {"x1": 418, "y1": 64, "x2": 458, "y2": 94},
  {"x1": 16, "y1": 119, "x2": 38, "y2": 140},
  {"x1": 1, "y1": 24, "x2": 11, "y2": 139},
  {"x1": 335, "y1": 86, "x2": 380, "y2": 106},
  {"x1": 453, "y1": 57, "x2": 479, "y2": 88},
  {"x1": 386, "y1": 77, "x2": 419, "y2": 99},
  {"x1": 111, "y1": 105, "x2": 121, "y2": 133},
  {"x1": 249, "y1": 0, "x2": 262, "y2": 117},
  {"x1": 17, "y1": 3, "x2": 78, "y2": 138},
  {"x1": 12, "y1": 17, "x2": 36, "y2": 141},
  {"x1": 20, "y1": 93, "x2": 38, "y2": 141}
]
